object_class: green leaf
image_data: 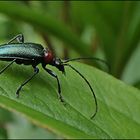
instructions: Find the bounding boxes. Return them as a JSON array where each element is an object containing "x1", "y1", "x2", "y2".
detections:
[
  {"x1": 0, "y1": 61, "x2": 140, "y2": 138},
  {"x1": 7, "y1": 113, "x2": 60, "y2": 139}
]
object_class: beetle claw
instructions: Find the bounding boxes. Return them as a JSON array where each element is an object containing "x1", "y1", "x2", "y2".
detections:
[
  {"x1": 16, "y1": 89, "x2": 20, "y2": 98},
  {"x1": 59, "y1": 98, "x2": 66, "y2": 106},
  {"x1": 16, "y1": 92, "x2": 19, "y2": 98},
  {"x1": 59, "y1": 96, "x2": 64, "y2": 103}
]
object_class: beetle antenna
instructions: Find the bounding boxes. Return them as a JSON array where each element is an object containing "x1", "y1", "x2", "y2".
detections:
[
  {"x1": 63, "y1": 57, "x2": 110, "y2": 73},
  {"x1": 64, "y1": 63, "x2": 97, "y2": 119}
]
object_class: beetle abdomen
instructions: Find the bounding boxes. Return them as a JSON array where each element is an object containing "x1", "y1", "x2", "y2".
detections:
[
  {"x1": 0, "y1": 43, "x2": 45, "y2": 65},
  {"x1": 0, "y1": 43, "x2": 44, "y2": 59}
]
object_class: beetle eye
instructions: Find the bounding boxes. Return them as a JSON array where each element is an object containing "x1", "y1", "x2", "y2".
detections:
[
  {"x1": 55, "y1": 61, "x2": 60, "y2": 65},
  {"x1": 55, "y1": 58, "x2": 62, "y2": 65}
]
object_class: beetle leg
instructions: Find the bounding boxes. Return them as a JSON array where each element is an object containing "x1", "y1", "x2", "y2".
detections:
[
  {"x1": 16, "y1": 66, "x2": 39, "y2": 98},
  {"x1": 43, "y1": 67, "x2": 64, "y2": 103},
  {"x1": 0, "y1": 59, "x2": 16, "y2": 74},
  {"x1": 7, "y1": 34, "x2": 24, "y2": 44}
]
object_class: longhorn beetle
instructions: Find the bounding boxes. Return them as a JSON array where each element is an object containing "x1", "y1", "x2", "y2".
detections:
[{"x1": 0, "y1": 34, "x2": 109, "y2": 119}]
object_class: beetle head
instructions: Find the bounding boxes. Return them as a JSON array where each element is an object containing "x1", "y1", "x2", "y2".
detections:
[{"x1": 52, "y1": 58, "x2": 65, "y2": 74}]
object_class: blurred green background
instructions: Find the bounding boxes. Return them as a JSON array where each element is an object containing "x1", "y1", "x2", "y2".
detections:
[{"x1": 0, "y1": 1, "x2": 140, "y2": 139}]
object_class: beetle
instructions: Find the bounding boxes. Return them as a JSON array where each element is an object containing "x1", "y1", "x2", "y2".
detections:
[{"x1": 0, "y1": 34, "x2": 109, "y2": 119}]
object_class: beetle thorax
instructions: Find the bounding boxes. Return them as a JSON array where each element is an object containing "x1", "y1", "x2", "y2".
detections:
[{"x1": 44, "y1": 49, "x2": 54, "y2": 64}]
